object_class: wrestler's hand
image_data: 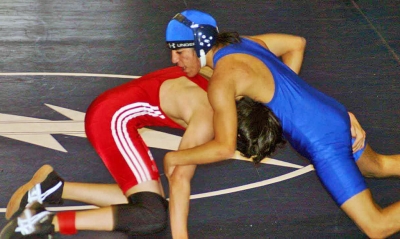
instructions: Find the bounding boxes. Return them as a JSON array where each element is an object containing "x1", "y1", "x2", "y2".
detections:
[{"x1": 348, "y1": 112, "x2": 366, "y2": 153}]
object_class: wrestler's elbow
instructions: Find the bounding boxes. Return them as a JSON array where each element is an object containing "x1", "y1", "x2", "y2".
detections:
[
  {"x1": 295, "y1": 36, "x2": 307, "y2": 51},
  {"x1": 215, "y1": 141, "x2": 236, "y2": 160}
]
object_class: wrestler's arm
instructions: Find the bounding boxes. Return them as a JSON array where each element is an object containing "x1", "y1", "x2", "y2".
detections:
[
  {"x1": 168, "y1": 164, "x2": 195, "y2": 239},
  {"x1": 250, "y1": 33, "x2": 306, "y2": 74},
  {"x1": 164, "y1": 65, "x2": 238, "y2": 170},
  {"x1": 168, "y1": 109, "x2": 214, "y2": 239}
]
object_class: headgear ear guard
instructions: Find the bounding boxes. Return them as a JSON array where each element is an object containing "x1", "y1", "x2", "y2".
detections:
[{"x1": 166, "y1": 10, "x2": 219, "y2": 67}]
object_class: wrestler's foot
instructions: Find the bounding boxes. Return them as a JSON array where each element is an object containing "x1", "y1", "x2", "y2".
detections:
[
  {"x1": 6, "y1": 165, "x2": 64, "y2": 220},
  {"x1": 0, "y1": 202, "x2": 54, "y2": 239}
]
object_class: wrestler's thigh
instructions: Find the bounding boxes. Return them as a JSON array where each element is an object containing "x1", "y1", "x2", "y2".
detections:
[
  {"x1": 125, "y1": 179, "x2": 164, "y2": 198},
  {"x1": 313, "y1": 151, "x2": 366, "y2": 206}
]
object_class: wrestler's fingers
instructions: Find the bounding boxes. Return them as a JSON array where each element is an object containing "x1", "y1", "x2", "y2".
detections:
[
  {"x1": 352, "y1": 134, "x2": 360, "y2": 151},
  {"x1": 348, "y1": 112, "x2": 366, "y2": 152},
  {"x1": 350, "y1": 125, "x2": 357, "y2": 138},
  {"x1": 352, "y1": 135, "x2": 366, "y2": 153},
  {"x1": 351, "y1": 129, "x2": 366, "y2": 153},
  {"x1": 352, "y1": 140, "x2": 361, "y2": 153}
]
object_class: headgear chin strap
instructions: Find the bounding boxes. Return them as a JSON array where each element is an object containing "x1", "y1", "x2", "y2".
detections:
[
  {"x1": 199, "y1": 49, "x2": 206, "y2": 67},
  {"x1": 167, "y1": 12, "x2": 218, "y2": 67}
]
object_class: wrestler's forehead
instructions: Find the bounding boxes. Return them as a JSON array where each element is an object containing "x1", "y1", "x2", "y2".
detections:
[{"x1": 172, "y1": 48, "x2": 196, "y2": 54}]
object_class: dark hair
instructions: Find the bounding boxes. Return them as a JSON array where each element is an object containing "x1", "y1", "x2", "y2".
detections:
[
  {"x1": 236, "y1": 96, "x2": 286, "y2": 164},
  {"x1": 215, "y1": 32, "x2": 241, "y2": 48}
]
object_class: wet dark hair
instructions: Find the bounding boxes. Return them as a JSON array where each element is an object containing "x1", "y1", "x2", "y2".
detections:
[
  {"x1": 215, "y1": 31, "x2": 241, "y2": 48},
  {"x1": 236, "y1": 96, "x2": 286, "y2": 164}
]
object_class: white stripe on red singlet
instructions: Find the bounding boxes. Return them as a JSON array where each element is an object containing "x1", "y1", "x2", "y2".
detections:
[{"x1": 111, "y1": 102, "x2": 165, "y2": 184}]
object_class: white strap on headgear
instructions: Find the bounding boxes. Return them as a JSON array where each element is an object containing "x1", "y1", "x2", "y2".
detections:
[{"x1": 199, "y1": 49, "x2": 206, "y2": 67}]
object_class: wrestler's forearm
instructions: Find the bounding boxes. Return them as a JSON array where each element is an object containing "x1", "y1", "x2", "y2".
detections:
[
  {"x1": 166, "y1": 139, "x2": 234, "y2": 167},
  {"x1": 281, "y1": 48, "x2": 305, "y2": 75},
  {"x1": 280, "y1": 36, "x2": 306, "y2": 74},
  {"x1": 169, "y1": 177, "x2": 190, "y2": 239},
  {"x1": 252, "y1": 33, "x2": 306, "y2": 74},
  {"x1": 168, "y1": 165, "x2": 196, "y2": 239}
]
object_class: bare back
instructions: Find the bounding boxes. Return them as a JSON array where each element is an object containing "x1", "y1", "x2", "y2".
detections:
[{"x1": 159, "y1": 76, "x2": 213, "y2": 129}]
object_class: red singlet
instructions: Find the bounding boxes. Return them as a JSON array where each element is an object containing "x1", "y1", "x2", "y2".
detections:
[{"x1": 85, "y1": 66, "x2": 208, "y2": 193}]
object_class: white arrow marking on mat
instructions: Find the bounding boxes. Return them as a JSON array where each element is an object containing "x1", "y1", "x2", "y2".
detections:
[{"x1": 0, "y1": 104, "x2": 302, "y2": 169}]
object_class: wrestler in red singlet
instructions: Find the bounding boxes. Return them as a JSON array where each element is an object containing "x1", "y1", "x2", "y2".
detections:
[{"x1": 85, "y1": 66, "x2": 208, "y2": 193}]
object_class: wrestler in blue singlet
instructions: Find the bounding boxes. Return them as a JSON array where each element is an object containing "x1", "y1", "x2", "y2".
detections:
[{"x1": 213, "y1": 38, "x2": 367, "y2": 206}]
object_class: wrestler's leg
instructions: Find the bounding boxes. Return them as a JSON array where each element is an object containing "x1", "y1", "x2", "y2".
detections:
[
  {"x1": 5, "y1": 168, "x2": 128, "y2": 220},
  {"x1": 66, "y1": 149, "x2": 167, "y2": 233},
  {"x1": 315, "y1": 157, "x2": 400, "y2": 238},
  {"x1": 62, "y1": 182, "x2": 127, "y2": 206},
  {"x1": 32, "y1": 171, "x2": 162, "y2": 233},
  {"x1": 341, "y1": 189, "x2": 400, "y2": 238},
  {"x1": 50, "y1": 180, "x2": 165, "y2": 233},
  {"x1": 2, "y1": 85, "x2": 168, "y2": 237},
  {"x1": 42, "y1": 172, "x2": 165, "y2": 233},
  {"x1": 47, "y1": 171, "x2": 166, "y2": 234},
  {"x1": 124, "y1": 178, "x2": 164, "y2": 198},
  {"x1": 2, "y1": 179, "x2": 166, "y2": 236},
  {"x1": 356, "y1": 144, "x2": 400, "y2": 178},
  {"x1": 52, "y1": 207, "x2": 114, "y2": 232},
  {"x1": 56, "y1": 86, "x2": 168, "y2": 235},
  {"x1": 313, "y1": 143, "x2": 400, "y2": 238},
  {"x1": 62, "y1": 178, "x2": 164, "y2": 207}
]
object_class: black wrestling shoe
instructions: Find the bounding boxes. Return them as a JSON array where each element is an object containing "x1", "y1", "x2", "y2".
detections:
[
  {"x1": 0, "y1": 202, "x2": 55, "y2": 239},
  {"x1": 6, "y1": 165, "x2": 64, "y2": 220}
]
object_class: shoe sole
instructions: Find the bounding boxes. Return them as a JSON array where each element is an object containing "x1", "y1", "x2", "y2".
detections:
[{"x1": 5, "y1": 164, "x2": 54, "y2": 220}]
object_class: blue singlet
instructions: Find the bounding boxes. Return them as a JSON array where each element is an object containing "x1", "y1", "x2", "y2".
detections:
[{"x1": 213, "y1": 38, "x2": 367, "y2": 205}]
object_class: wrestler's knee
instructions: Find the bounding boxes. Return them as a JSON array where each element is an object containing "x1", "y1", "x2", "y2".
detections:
[
  {"x1": 358, "y1": 219, "x2": 393, "y2": 239},
  {"x1": 341, "y1": 190, "x2": 395, "y2": 238},
  {"x1": 113, "y1": 192, "x2": 168, "y2": 235}
]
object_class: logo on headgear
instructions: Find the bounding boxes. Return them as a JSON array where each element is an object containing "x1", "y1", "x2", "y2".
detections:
[
  {"x1": 168, "y1": 43, "x2": 176, "y2": 49},
  {"x1": 167, "y1": 42, "x2": 195, "y2": 50}
]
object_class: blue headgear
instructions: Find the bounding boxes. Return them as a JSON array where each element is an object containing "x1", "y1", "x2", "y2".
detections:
[{"x1": 166, "y1": 10, "x2": 219, "y2": 67}]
